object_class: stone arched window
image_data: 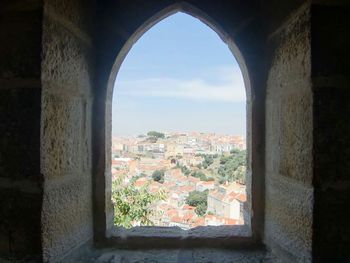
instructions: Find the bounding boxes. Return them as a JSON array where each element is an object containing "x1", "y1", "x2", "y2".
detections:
[{"x1": 93, "y1": 2, "x2": 264, "y2": 247}]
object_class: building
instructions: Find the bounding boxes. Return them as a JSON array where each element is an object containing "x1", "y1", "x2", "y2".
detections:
[{"x1": 207, "y1": 183, "x2": 247, "y2": 220}]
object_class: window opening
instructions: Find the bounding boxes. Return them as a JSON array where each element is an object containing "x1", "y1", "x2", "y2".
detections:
[{"x1": 111, "y1": 13, "x2": 249, "y2": 231}]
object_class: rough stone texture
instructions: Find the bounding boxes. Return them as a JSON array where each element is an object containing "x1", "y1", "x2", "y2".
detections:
[
  {"x1": 106, "y1": 226, "x2": 252, "y2": 250},
  {"x1": 41, "y1": 15, "x2": 93, "y2": 96},
  {"x1": 41, "y1": 94, "x2": 86, "y2": 179},
  {"x1": 40, "y1": 0, "x2": 95, "y2": 261},
  {"x1": 44, "y1": 0, "x2": 93, "y2": 36},
  {"x1": 311, "y1": 4, "x2": 350, "y2": 262},
  {"x1": 1, "y1": 0, "x2": 350, "y2": 262},
  {"x1": 263, "y1": 0, "x2": 308, "y2": 36},
  {"x1": 264, "y1": 175, "x2": 313, "y2": 262},
  {"x1": 264, "y1": 3, "x2": 313, "y2": 262},
  {"x1": 0, "y1": 0, "x2": 43, "y2": 260},
  {"x1": 41, "y1": 178, "x2": 93, "y2": 261},
  {"x1": 266, "y1": 5, "x2": 312, "y2": 184},
  {"x1": 91, "y1": 249, "x2": 266, "y2": 263}
]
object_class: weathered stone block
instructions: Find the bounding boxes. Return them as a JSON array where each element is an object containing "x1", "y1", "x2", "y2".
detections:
[
  {"x1": 264, "y1": 1, "x2": 308, "y2": 36},
  {"x1": 266, "y1": 5, "x2": 312, "y2": 184},
  {"x1": 265, "y1": 5, "x2": 314, "y2": 262},
  {"x1": 265, "y1": 174, "x2": 313, "y2": 262},
  {"x1": 44, "y1": 0, "x2": 94, "y2": 36},
  {"x1": 41, "y1": 94, "x2": 86, "y2": 179},
  {"x1": 42, "y1": 16, "x2": 93, "y2": 96},
  {"x1": 42, "y1": 178, "x2": 93, "y2": 262}
]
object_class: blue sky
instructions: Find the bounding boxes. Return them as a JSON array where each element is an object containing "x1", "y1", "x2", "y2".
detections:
[{"x1": 112, "y1": 13, "x2": 246, "y2": 136}]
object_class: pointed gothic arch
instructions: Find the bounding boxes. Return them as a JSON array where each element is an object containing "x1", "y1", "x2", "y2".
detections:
[{"x1": 93, "y1": 1, "x2": 265, "y2": 248}]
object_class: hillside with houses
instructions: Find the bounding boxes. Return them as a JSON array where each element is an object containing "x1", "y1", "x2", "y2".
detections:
[{"x1": 111, "y1": 132, "x2": 248, "y2": 229}]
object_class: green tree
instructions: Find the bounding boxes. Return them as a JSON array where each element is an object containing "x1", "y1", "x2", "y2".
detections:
[
  {"x1": 230, "y1": 148, "x2": 240, "y2": 154},
  {"x1": 152, "y1": 170, "x2": 165, "y2": 183},
  {"x1": 181, "y1": 165, "x2": 191, "y2": 175},
  {"x1": 218, "y1": 149, "x2": 246, "y2": 184},
  {"x1": 191, "y1": 171, "x2": 208, "y2": 181},
  {"x1": 112, "y1": 175, "x2": 165, "y2": 228},
  {"x1": 176, "y1": 164, "x2": 191, "y2": 175},
  {"x1": 202, "y1": 155, "x2": 214, "y2": 168},
  {"x1": 195, "y1": 203, "x2": 207, "y2": 217},
  {"x1": 147, "y1": 131, "x2": 165, "y2": 139},
  {"x1": 185, "y1": 190, "x2": 208, "y2": 216},
  {"x1": 219, "y1": 155, "x2": 230, "y2": 164}
]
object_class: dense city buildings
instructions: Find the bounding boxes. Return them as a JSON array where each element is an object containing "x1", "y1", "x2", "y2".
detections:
[{"x1": 111, "y1": 132, "x2": 247, "y2": 229}]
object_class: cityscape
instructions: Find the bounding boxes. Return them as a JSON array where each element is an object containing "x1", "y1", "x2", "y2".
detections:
[{"x1": 111, "y1": 131, "x2": 248, "y2": 229}]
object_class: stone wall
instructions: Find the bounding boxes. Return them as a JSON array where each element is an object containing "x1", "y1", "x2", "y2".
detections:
[
  {"x1": 40, "y1": 0, "x2": 95, "y2": 261},
  {"x1": 264, "y1": 2, "x2": 314, "y2": 262},
  {"x1": 0, "y1": 0, "x2": 349, "y2": 262},
  {"x1": 0, "y1": 0, "x2": 43, "y2": 260},
  {"x1": 311, "y1": 2, "x2": 350, "y2": 261}
]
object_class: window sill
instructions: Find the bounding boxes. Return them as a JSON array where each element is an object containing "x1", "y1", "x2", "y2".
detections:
[
  {"x1": 102, "y1": 225, "x2": 259, "y2": 249},
  {"x1": 87, "y1": 247, "x2": 267, "y2": 263}
]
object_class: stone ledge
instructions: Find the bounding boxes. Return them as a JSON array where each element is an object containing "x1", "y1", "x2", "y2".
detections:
[
  {"x1": 100, "y1": 225, "x2": 258, "y2": 250},
  {"x1": 69, "y1": 248, "x2": 267, "y2": 263},
  {"x1": 113, "y1": 225, "x2": 251, "y2": 239}
]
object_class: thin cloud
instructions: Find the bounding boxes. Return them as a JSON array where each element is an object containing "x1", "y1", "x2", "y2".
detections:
[{"x1": 114, "y1": 66, "x2": 246, "y2": 102}]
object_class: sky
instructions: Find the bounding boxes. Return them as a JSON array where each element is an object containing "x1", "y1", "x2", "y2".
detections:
[{"x1": 112, "y1": 13, "x2": 246, "y2": 136}]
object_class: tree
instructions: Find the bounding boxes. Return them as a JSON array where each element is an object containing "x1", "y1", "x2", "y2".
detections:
[
  {"x1": 147, "y1": 131, "x2": 165, "y2": 139},
  {"x1": 195, "y1": 203, "x2": 207, "y2": 216},
  {"x1": 185, "y1": 190, "x2": 208, "y2": 216},
  {"x1": 176, "y1": 163, "x2": 191, "y2": 175},
  {"x1": 152, "y1": 170, "x2": 165, "y2": 183},
  {"x1": 181, "y1": 165, "x2": 191, "y2": 175},
  {"x1": 202, "y1": 155, "x2": 214, "y2": 168},
  {"x1": 202, "y1": 162, "x2": 208, "y2": 169},
  {"x1": 230, "y1": 148, "x2": 241, "y2": 154},
  {"x1": 112, "y1": 175, "x2": 165, "y2": 228},
  {"x1": 218, "y1": 149, "x2": 246, "y2": 184},
  {"x1": 191, "y1": 171, "x2": 208, "y2": 181},
  {"x1": 220, "y1": 155, "x2": 230, "y2": 164}
]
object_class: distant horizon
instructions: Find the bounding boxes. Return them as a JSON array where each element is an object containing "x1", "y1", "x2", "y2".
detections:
[
  {"x1": 112, "y1": 130, "x2": 246, "y2": 138},
  {"x1": 112, "y1": 13, "x2": 246, "y2": 136}
]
